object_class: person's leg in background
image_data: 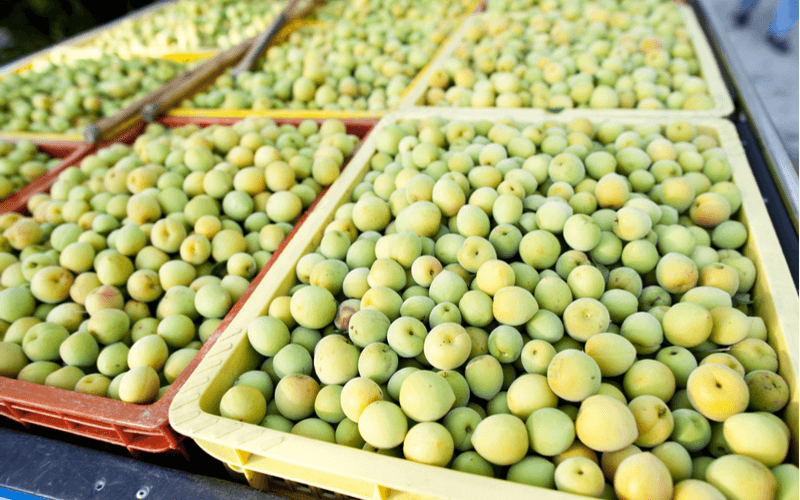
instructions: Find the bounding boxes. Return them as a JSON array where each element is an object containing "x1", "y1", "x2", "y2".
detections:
[
  {"x1": 766, "y1": 0, "x2": 798, "y2": 52},
  {"x1": 734, "y1": 0, "x2": 761, "y2": 27}
]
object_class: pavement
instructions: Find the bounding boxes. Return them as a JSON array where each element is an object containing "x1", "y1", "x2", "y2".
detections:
[{"x1": 699, "y1": 0, "x2": 799, "y2": 168}]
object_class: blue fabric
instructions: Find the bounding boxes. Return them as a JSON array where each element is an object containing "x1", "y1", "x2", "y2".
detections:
[
  {"x1": 0, "y1": 487, "x2": 46, "y2": 499},
  {"x1": 769, "y1": 0, "x2": 799, "y2": 37},
  {"x1": 739, "y1": 0, "x2": 799, "y2": 38}
]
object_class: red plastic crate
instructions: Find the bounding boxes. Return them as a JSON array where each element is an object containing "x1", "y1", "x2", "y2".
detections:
[{"x1": 0, "y1": 116, "x2": 377, "y2": 456}]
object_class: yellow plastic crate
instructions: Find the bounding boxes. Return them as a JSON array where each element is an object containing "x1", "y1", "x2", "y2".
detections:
[
  {"x1": 399, "y1": 6, "x2": 734, "y2": 118},
  {"x1": 0, "y1": 50, "x2": 95, "y2": 142},
  {"x1": 167, "y1": 19, "x2": 468, "y2": 121},
  {"x1": 170, "y1": 109, "x2": 797, "y2": 500},
  {"x1": 0, "y1": 50, "x2": 213, "y2": 144}
]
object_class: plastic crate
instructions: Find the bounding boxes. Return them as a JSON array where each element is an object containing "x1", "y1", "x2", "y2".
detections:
[
  {"x1": 0, "y1": 116, "x2": 376, "y2": 456},
  {"x1": 0, "y1": 50, "x2": 213, "y2": 145},
  {"x1": 0, "y1": 48, "x2": 89, "y2": 142},
  {"x1": 167, "y1": 18, "x2": 469, "y2": 121},
  {"x1": 169, "y1": 109, "x2": 798, "y2": 499},
  {"x1": 399, "y1": 5, "x2": 734, "y2": 118}
]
